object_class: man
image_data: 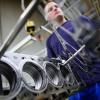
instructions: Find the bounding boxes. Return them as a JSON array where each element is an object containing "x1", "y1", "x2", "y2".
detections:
[{"x1": 44, "y1": 1, "x2": 100, "y2": 100}]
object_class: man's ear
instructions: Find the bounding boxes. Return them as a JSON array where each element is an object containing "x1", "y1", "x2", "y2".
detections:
[
  {"x1": 45, "y1": 13, "x2": 50, "y2": 21},
  {"x1": 45, "y1": 14, "x2": 48, "y2": 21}
]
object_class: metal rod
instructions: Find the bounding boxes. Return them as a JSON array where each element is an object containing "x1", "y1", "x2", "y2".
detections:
[
  {"x1": 0, "y1": 0, "x2": 38, "y2": 58},
  {"x1": 63, "y1": 45, "x2": 85, "y2": 66},
  {"x1": 40, "y1": 26, "x2": 52, "y2": 34}
]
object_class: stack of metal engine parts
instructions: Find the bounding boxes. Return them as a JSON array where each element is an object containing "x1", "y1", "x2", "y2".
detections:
[{"x1": 0, "y1": 52, "x2": 83, "y2": 100}]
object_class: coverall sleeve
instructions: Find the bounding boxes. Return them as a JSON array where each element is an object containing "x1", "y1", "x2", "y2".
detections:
[
  {"x1": 46, "y1": 38, "x2": 56, "y2": 58},
  {"x1": 79, "y1": 15, "x2": 100, "y2": 29}
]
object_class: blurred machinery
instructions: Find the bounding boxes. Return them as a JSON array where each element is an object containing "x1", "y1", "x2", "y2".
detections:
[{"x1": 0, "y1": 52, "x2": 81, "y2": 100}]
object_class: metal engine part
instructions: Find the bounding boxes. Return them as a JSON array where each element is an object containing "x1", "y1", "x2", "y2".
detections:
[
  {"x1": 0, "y1": 57, "x2": 22, "y2": 100},
  {"x1": 19, "y1": 59, "x2": 48, "y2": 93},
  {"x1": 1, "y1": 52, "x2": 82, "y2": 99},
  {"x1": 43, "y1": 61, "x2": 64, "y2": 88}
]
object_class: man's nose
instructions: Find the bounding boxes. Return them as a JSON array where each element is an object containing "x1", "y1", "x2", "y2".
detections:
[{"x1": 53, "y1": 7, "x2": 57, "y2": 11}]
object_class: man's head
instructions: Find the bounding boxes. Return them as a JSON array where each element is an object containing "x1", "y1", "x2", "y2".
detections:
[{"x1": 44, "y1": 2, "x2": 64, "y2": 22}]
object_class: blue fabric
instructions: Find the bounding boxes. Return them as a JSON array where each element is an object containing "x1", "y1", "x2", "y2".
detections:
[
  {"x1": 46, "y1": 20, "x2": 79, "y2": 58},
  {"x1": 69, "y1": 83, "x2": 100, "y2": 100},
  {"x1": 46, "y1": 16, "x2": 100, "y2": 100},
  {"x1": 69, "y1": 84, "x2": 97, "y2": 100}
]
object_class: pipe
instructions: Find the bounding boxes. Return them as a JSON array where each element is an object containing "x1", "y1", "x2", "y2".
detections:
[{"x1": 0, "y1": 0, "x2": 38, "y2": 58}]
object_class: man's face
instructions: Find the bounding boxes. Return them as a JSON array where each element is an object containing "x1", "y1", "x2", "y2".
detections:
[{"x1": 44, "y1": 2, "x2": 64, "y2": 21}]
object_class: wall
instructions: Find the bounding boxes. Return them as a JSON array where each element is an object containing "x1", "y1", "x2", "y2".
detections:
[{"x1": 0, "y1": 0, "x2": 47, "y2": 56}]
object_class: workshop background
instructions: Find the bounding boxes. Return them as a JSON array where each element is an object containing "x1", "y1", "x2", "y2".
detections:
[{"x1": 0, "y1": 0, "x2": 100, "y2": 100}]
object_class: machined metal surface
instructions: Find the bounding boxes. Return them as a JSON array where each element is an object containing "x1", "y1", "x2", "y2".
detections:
[
  {"x1": 43, "y1": 61, "x2": 64, "y2": 88},
  {"x1": 19, "y1": 59, "x2": 48, "y2": 93},
  {"x1": 0, "y1": 57, "x2": 22, "y2": 100}
]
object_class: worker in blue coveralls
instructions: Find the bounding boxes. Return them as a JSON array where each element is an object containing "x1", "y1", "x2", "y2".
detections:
[{"x1": 44, "y1": 1, "x2": 100, "y2": 100}]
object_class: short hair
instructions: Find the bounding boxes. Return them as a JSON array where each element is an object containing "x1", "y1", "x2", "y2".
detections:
[
  {"x1": 41, "y1": 0, "x2": 53, "y2": 9},
  {"x1": 43, "y1": 1, "x2": 56, "y2": 21}
]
